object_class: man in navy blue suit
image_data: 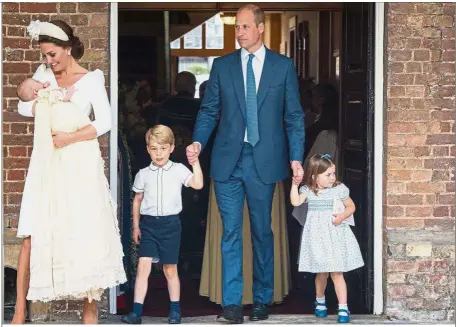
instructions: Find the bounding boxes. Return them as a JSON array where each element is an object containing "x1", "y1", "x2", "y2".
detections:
[{"x1": 187, "y1": 4, "x2": 305, "y2": 323}]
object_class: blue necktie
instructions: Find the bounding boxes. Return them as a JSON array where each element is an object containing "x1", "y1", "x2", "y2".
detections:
[{"x1": 246, "y1": 53, "x2": 259, "y2": 146}]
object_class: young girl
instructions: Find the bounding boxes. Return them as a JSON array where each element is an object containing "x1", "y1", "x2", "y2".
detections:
[{"x1": 290, "y1": 154, "x2": 364, "y2": 323}]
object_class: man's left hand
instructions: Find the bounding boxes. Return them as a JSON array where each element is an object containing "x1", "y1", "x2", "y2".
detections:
[
  {"x1": 291, "y1": 160, "x2": 304, "y2": 185},
  {"x1": 52, "y1": 130, "x2": 72, "y2": 148}
]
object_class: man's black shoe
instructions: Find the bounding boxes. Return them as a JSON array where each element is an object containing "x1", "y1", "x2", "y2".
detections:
[
  {"x1": 216, "y1": 305, "x2": 244, "y2": 324},
  {"x1": 249, "y1": 302, "x2": 269, "y2": 321},
  {"x1": 121, "y1": 312, "x2": 142, "y2": 324}
]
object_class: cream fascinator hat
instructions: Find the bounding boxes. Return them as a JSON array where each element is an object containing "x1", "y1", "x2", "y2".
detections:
[{"x1": 26, "y1": 20, "x2": 69, "y2": 41}]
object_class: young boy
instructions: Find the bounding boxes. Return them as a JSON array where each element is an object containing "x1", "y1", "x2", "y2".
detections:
[{"x1": 121, "y1": 125, "x2": 203, "y2": 325}]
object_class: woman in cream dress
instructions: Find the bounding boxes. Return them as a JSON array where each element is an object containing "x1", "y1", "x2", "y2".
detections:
[{"x1": 14, "y1": 20, "x2": 126, "y2": 324}]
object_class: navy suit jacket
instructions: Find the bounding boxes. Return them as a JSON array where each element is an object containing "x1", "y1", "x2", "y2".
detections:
[{"x1": 193, "y1": 48, "x2": 305, "y2": 184}]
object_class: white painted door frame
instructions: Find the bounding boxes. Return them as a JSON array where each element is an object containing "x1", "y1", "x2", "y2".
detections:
[
  {"x1": 108, "y1": 2, "x2": 119, "y2": 315},
  {"x1": 108, "y1": 2, "x2": 385, "y2": 315}
]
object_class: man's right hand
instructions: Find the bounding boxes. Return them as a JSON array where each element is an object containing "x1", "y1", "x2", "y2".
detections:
[{"x1": 186, "y1": 142, "x2": 201, "y2": 165}]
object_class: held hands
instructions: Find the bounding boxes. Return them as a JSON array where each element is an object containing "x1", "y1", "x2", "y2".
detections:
[
  {"x1": 291, "y1": 160, "x2": 304, "y2": 185},
  {"x1": 51, "y1": 130, "x2": 72, "y2": 148},
  {"x1": 133, "y1": 226, "x2": 141, "y2": 244},
  {"x1": 186, "y1": 142, "x2": 201, "y2": 165}
]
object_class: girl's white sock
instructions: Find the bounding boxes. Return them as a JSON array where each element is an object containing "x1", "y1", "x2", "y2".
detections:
[
  {"x1": 316, "y1": 296, "x2": 326, "y2": 310},
  {"x1": 338, "y1": 303, "x2": 349, "y2": 315}
]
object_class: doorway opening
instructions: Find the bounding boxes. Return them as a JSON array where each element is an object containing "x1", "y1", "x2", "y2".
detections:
[{"x1": 116, "y1": 2, "x2": 375, "y2": 317}]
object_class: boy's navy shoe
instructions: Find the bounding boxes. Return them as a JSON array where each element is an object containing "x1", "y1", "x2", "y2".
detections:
[
  {"x1": 121, "y1": 312, "x2": 142, "y2": 324},
  {"x1": 216, "y1": 305, "x2": 244, "y2": 324},
  {"x1": 168, "y1": 310, "x2": 181, "y2": 324}
]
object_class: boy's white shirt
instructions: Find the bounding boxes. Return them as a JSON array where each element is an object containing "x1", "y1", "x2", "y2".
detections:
[{"x1": 132, "y1": 160, "x2": 193, "y2": 216}]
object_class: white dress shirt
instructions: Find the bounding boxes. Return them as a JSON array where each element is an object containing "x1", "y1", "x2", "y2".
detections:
[
  {"x1": 241, "y1": 44, "x2": 266, "y2": 142},
  {"x1": 132, "y1": 160, "x2": 193, "y2": 216}
]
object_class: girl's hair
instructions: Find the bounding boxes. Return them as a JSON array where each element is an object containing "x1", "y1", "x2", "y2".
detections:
[
  {"x1": 302, "y1": 154, "x2": 340, "y2": 194},
  {"x1": 38, "y1": 20, "x2": 85, "y2": 60}
]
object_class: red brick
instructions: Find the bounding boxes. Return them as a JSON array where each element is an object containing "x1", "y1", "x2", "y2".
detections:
[
  {"x1": 407, "y1": 182, "x2": 445, "y2": 193},
  {"x1": 386, "y1": 219, "x2": 425, "y2": 229},
  {"x1": 405, "y1": 62, "x2": 422, "y2": 73},
  {"x1": 7, "y1": 26, "x2": 26, "y2": 37},
  {"x1": 406, "y1": 206, "x2": 433, "y2": 217},
  {"x1": 7, "y1": 170, "x2": 25, "y2": 181},
  {"x1": 426, "y1": 134, "x2": 454, "y2": 145},
  {"x1": 387, "y1": 194, "x2": 423, "y2": 205},
  {"x1": 4, "y1": 181, "x2": 25, "y2": 193},
  {"x1": 424, "y1": 158, "x2": 455, "y2": 169},
  {"x1": 2, "y1": 135, "x2": 33, "y2": 146},
  {"x1": 59, "y1": 3, "x2": 77, "y2": 13},
  {"x1": 3, "y1": 86, "x2": 18, "y2": 98},
  {"x1": 10, "y1": 123, "x2": 28, "y2": 134},
  {"x1": 388, "y1": 284, "x2": 416, "y2": 297},
  {"x1": 90, "y1": 14, "x2": 109, "y2": 26},
  {"x1": 417, "y1": 261, "x2": 434, "y2": 272},
  {"x1": 442, "y1": 39, "x2": 455, "y2": 50},
  {"x1": 8, "y1": 74, "x2": 28, "y2": 86},
  {"x1": 2, "y1": 14, "x2": 32, "y2": 26},
  {"x1": 437, "y1": 194, "x2": 455, "y2": 205},
  {"x1": 433, "y1": 260, "x2": 450, "y2": 272},
  {"x1": 386, "y1": 206, "x2": 405, "y2": 217},
  {"x1": 70, "y1": 15, "x2": 89, "y2": 26},
  {"x1": 7, "y1": 193, "x2": 22, "y2": 206},
  {"x1": 3, "y1": 38, "x2": 31, "y2": 50},
  {"x1": 20, "y1": 3, "x2": 57, "y2": 13},
  {"x1": 389, "y1": 3, "x2": 416, "y2": 14},
  {"x1": 2, "y1": 3, "x2": 19, "y2": 12},
  {"x1": 390, "y1": 50, "x2": 412, "y2": 61},
  {"x1": 77, "y1": 3, "x2": 109, "y2": 13},
  {"x1": 24, "y1": 50, "x2": 41, "y2": 62},
  {"x1": 432, "y1": 170, "x2": 450, "y2": 182},
  {"x1": 432, "y1": 206, "x2": 450, "y2": 217},
  {"x1": 389, "y1": 62, "x2": 405, "y2": 73},
  {"x1": 8, "y1": 147, "x2": 27, "y2": 157}
]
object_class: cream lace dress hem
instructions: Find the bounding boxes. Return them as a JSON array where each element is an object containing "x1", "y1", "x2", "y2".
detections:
[{"x1": 25, "y1": 88, "x2": 127, "y2": 303}]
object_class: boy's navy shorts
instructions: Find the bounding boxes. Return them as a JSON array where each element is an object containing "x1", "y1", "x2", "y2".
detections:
[{"x1": 138, "y1": 214, "x2": 181, "y2": 264}]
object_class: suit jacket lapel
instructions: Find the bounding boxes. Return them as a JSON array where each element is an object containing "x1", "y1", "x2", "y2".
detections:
[
  {"x1": 257, "y1": 48, "x2": 276, "y2": 111},
  {"x1": 230, "y1": 50, "x2": 246, "y2": 119}
]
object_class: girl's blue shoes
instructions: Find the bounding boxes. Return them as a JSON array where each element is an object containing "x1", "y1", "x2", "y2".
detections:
[
  {"x1": 337, "y1": 309, "x2": 350, "y2": 323},
  {"x1": 314, "y1": 301, "x2": 328, "y2": 318}
]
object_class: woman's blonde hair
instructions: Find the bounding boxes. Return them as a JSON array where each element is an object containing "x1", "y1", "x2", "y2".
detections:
[
  {"x1": 302, "y1": 154, "x2": 340, "y2": 194},
  {"x1": 145, "y1": 125, "x2": 175, "y2": 146}
]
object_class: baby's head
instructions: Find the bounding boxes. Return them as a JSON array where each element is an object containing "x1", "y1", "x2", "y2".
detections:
[
  {"x1": 145, "y1": 125, "x2": 175, "y2": 167},
  {"x1": 303, "y1": 154, "x2": 339, "y2": 193},
  {"x1": 17, "y1": 78, "x2": 48, "y2": 102}
]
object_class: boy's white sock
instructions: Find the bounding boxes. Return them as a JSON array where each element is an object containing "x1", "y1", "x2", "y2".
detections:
[{"x1": 338, "y1": 303, "x2": 349, "y2": 315}]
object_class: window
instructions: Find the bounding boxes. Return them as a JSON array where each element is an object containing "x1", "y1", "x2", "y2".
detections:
[
  {"x1": 205, "y1": 14, "x2": 224, "y2": 49},
  {"x1": 178, "y1": 56, "x2": 218, "y2": 98},
  {"x1": 170, "y1": 38, "x2": 181, "y2": 49},
  {"x1": 183, "y1": 25, "x2": 203, "y2": 49},
  {"x1": 171, "y1": 14, "x2": 224, "y2": 50}
]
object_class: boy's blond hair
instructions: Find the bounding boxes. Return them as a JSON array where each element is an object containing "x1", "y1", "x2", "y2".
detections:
[{"x1": 145, "y1": 125, "x2": 175, "y2": 146}]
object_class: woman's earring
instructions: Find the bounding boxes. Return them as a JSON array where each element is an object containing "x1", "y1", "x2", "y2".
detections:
[{"x1": 67, "y1": 51, "x2": 71, "y2": 56}]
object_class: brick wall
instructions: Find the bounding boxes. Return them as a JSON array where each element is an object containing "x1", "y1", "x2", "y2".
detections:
[
  {"x1": 2, "y1": 2, "x2": 111, "y2": 321},
  {"x1": 385, "y1": 3, "x2": 455, "y2": 321}
]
